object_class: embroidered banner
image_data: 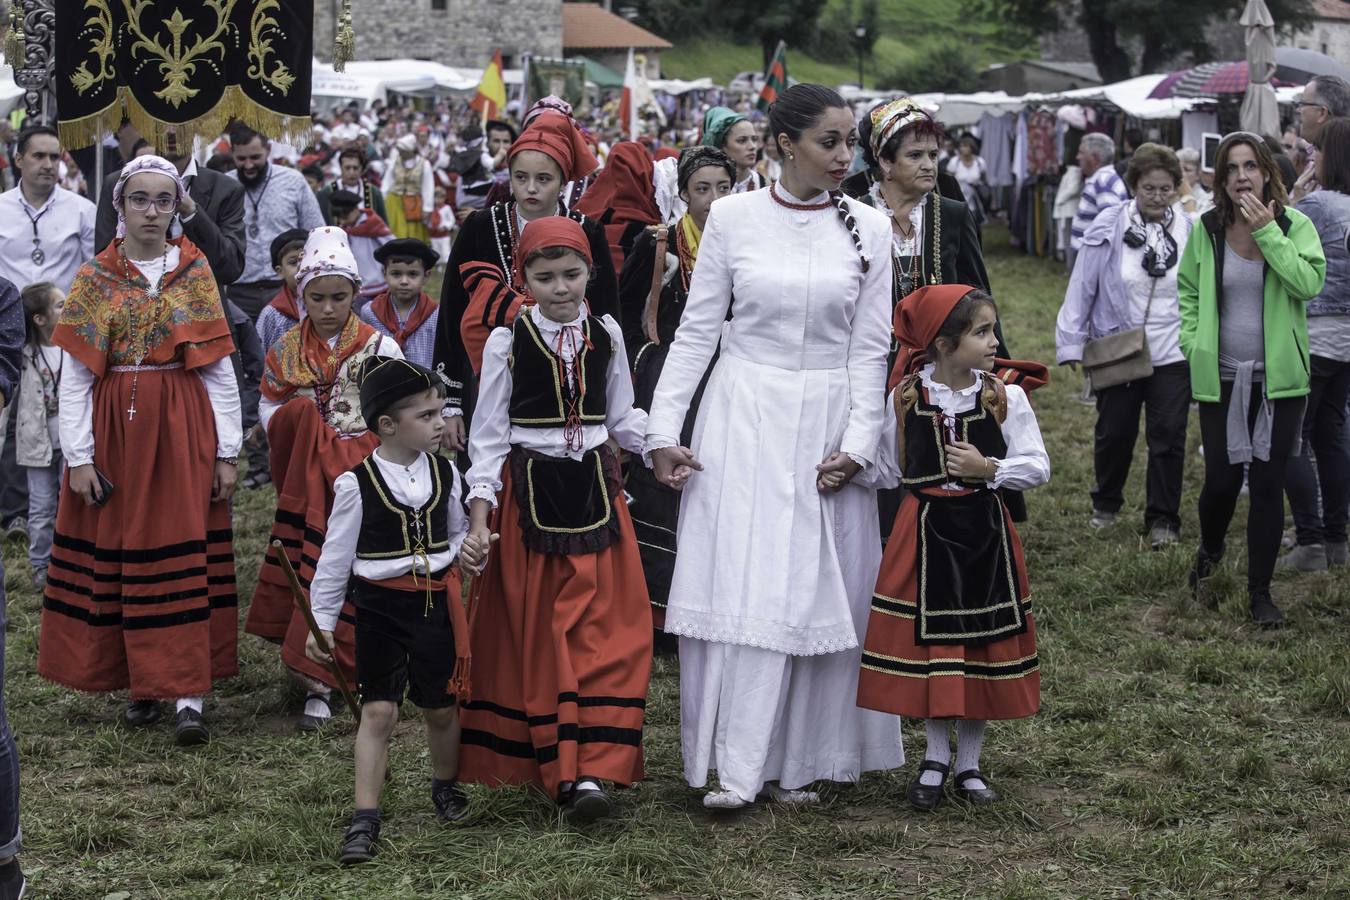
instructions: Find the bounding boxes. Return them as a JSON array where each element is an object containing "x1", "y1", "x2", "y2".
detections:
[{"x1": 55, "y1": 0, "x2": 313, "y2": 150}]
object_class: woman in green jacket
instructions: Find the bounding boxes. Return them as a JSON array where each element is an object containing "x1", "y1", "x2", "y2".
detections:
[{"x1": 1177, "y1": 132, "x2": 1326, "y2": 626}]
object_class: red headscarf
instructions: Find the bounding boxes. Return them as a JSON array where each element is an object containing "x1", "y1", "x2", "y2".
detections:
[
  {"x1": 892, "y1": 283, "x2": 979, "y2": 385},
  {"x1": 514, "y1": 217, "x2": 593, "y2": 288},
  {"x1": 508, "y1": 110, "x2": 599, "y2": 184},
  {"x1": 576, "y1": 141, "x2": 659, "y2": 272}
]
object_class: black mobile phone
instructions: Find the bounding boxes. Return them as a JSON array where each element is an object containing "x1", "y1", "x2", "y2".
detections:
[{"x1": 92, "y1": 468, "x2": 115, "y2": 507}]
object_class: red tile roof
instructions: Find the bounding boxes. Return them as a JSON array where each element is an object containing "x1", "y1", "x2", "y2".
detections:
[
  {"x1": 1313, "y1": 0, "x2": 1350, "y2": 20},
  {"x1": 562, "y1": 3, "x2": 673, "y2": 50}
]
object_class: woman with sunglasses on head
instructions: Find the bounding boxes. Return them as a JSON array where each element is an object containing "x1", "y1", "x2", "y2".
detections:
[
  {"x1": 1178, "y1": 133, "x2": 1326, "y2": 626},
  {"x1": 1057, "y1": 144, "x2": 1194, "y2": 549}
]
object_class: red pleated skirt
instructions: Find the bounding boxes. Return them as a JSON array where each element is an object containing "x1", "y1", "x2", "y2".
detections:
[
  {"x1": 458, "y1": 462, "x2": 653, "y2": 798},
  {"x1": 856, "y1": 490, "x2": 1040, "y2": 720},
  {"x1": 38, "y1": 367, "x2": 237, "y2": 699},
  {"x1": 244, "y1": 399, "x2": 378, "y2": 687}
]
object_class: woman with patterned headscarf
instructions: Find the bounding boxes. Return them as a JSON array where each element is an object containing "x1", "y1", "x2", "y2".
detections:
[
  {"x1": 701, "y1": 106, "x2": 765, "y2": 193},
  {"x1": 37, "y1": 155, "x2": 243, "y2": 747},
  {"x1": 616, "y1": 146, "x2": 736, "y2": 631}
]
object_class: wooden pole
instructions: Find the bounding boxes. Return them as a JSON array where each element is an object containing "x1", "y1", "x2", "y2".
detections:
[{"x1": 269, "y1": 540, "x2": 362, "y2": 725}]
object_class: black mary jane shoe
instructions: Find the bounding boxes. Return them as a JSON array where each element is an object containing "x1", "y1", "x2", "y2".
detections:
[
  {"x1": 951, "y1": 769, "x2": 999, "y2": 805},
  {"x1": 124, "y1": 699, "x2": 163, "y2": 727},
  {"x1": 432, "y1": 780, "x2": 470, "y2": 822},
  {"x1": 174, "y1": 708, "x2": 210, "y2": 746},
  {"x1": 339, "y1": 819, "x2": 380, "y2": 865},
  {"x1": 295, "y1": 692, "x2": 335, "y2": 733},
  {"x1": 563, "y1": 778, "x2": 614, "y2": 825},
  {"x1": 906, "y1": 759, "x2": 950, "y2": 812}
]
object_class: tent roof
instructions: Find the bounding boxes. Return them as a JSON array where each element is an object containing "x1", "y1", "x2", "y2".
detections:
[
  {"x1": 571, "y1": 54, "x2": 625, "y2": 89},
  {"x1": 562, "y1": 3, "x2": 672, "y2": 50}
]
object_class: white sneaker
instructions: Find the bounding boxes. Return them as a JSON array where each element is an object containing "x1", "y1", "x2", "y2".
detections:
[
  {"x1": 759, "y1": 783, "x2": 820, "y2": 805},
  {"x1": 702, "y1": 789, "x2": 749, "y2": 810}
]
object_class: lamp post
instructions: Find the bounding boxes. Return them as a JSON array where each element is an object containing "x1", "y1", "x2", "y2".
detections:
[{"x1": 854, "y1": 22, "x2": 867, "y2": 90}]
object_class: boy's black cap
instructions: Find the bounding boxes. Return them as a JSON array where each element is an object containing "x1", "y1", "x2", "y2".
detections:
[
  {"x1": 358, "y1": 356, "x2": 440, "y2": 427},
  {"x1": 374, "y1": 238, "x2": 440, "y2": 271},
  {"x1": 270, "y1": 228, "x2": 310, "y2": 268}
]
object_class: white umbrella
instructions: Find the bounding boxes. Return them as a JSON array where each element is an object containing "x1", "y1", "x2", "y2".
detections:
[{"x1": 1239, "y1": 0, "x2": 1279, "y2": 138}]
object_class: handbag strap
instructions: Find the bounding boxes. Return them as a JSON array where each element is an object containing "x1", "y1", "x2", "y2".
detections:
[
  {"x1": 644, "y1": 226, "x2": 668, "y2": 346},
  {"x1": 1141, "y1": 275, "x2": 1158, "y2": 326}
]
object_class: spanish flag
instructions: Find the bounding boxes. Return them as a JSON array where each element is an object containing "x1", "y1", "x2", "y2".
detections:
[{"x1": 471, "y1": 49, "x2": 507, "y2": 121}]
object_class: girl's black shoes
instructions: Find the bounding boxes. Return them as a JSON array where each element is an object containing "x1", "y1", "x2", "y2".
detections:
[
  {"x1": 952, "y1": 769, "x2": 999, "y2": 805},
  {"x1": 905, "y1": 759, "x2": 949, "y2": 811}
]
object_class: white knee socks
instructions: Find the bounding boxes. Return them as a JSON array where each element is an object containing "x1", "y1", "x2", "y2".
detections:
[
  {"x1": 954, "y1": 719, "x2": 988, "y2": 789},
  {"x1": 920, "y1": 719, "x2": 953, "y2": 786},
  {"x1": 175, "y1": 697, "x2": 203, "y2": 714}
]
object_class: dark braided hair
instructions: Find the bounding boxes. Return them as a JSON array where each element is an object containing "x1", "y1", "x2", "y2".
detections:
[{"x1": 768, "y1": 83, "x2": 870, "y2": 273}]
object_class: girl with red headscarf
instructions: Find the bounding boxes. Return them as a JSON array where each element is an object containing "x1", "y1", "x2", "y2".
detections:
[
  {"x1": 434, "y1": 110, "x2": 619, "y2": 435},
  {"x1": 855, "y1": 284, "x2": 1050, "y2": 812},
  {"x1": 459, "y1": 218, "x2": 652, "y2": 825}
]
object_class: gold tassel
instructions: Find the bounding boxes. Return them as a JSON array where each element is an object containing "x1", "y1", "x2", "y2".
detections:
[
  {"x1": 332, "y1": 0, "x2": 354, "y2": 72},
  {"x1": 4, "y1": 2, "x2": 24, "y2": 68}
]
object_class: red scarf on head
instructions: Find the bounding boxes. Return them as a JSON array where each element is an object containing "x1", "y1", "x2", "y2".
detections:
[
  {"x1": 576, "y1": 141, "x2": 659, "y2": 272},
  {"x1": 368, "y1": 290, "x2": 437, "y2": 347},
  {"x1": 513, "y1": 216, "x2": 593, "y2": 288},
  {"x1": 344, "y1": 210, "x2": 394, "y2": 240},
  {"x1": 890, "y1": 283, "x2": 979, "y2": 391},
  {"x1": 508, "y1": 110, "x2": 599, "y2": 183},
  {"x1": 267, "y1": 282, "x2": 302, "y2": 321}
]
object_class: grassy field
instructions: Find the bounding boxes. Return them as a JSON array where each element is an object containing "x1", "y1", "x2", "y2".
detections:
[
  {"x1": 8, "y1": 226, "x2": 1349, "y2": 898},
  {"x1": 660, "y1": 0, "x2": 1035, "y2": 89}
]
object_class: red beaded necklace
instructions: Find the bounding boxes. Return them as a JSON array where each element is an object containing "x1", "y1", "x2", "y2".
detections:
[{"x1": 769, "y1": 182, "x2": 833, "y2": 211}]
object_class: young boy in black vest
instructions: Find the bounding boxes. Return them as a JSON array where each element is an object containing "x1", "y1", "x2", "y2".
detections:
[{"x1": 305, "y1": 356, "x2": 490, "y2": 864}]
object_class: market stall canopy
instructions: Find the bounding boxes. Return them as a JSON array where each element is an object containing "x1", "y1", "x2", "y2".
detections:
[
  {"x1": 648, "y1": 77, "x2": 716, "y2": 95},
  {"x1": 572, "y1": 55, "x2": 625, "y2": 90},
  {"x1": 1274, "y1": 46, "x2": 1350, "y2": 83},
  {"x1": 911, "y1": 74, "x2": 1199, "y2": 126}
]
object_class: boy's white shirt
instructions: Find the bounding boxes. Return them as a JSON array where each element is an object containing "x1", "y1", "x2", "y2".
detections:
[{"x1": 309, "y1": 447, "x2": 469, "y2": 632}]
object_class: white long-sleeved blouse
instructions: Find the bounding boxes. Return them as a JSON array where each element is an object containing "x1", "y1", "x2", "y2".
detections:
[{"x1": 466, "y1": 305, "x2": 648, "y2": 506}]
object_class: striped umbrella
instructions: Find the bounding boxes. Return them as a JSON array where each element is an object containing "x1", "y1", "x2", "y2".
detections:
[{"x1": 1147, "y1": 60, "x2": 1294, "y2": 99}]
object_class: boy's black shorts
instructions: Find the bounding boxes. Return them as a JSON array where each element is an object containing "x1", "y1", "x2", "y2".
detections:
[{"x1": 351, "y1": 578, "x2": 457, "y2": 710}]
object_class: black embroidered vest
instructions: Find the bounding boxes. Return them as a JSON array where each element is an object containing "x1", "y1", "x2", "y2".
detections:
[
  {"x1": 902, "y1": 378, "x2": 1008, "y2": 490},
  {"x1": 508, "y1": 312, "x2": 611, "y2": 427},
  {"x1": 352, "y1": 452, "x2": 456, "y2": 559}
]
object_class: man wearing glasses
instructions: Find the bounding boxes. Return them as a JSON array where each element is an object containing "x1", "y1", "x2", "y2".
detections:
[{"x1": 1294, "y1": 75, "x2": 1350, "y2": 198}]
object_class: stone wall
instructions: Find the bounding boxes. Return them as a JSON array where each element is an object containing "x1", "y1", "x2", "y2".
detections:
[{"x1": 313, "y1": 0, "x2": 563, "y2": 68}]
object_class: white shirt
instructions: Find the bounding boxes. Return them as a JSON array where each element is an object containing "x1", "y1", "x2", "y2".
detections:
[
  {"x1": 58, "y1": 248, "x2": 243, "y2": 465},
  {"x1": 862, "y1": 364, "x2": 1051, "y2": 492},
  {"x1": 229, "y1": 164, "x2": 326, "y2": 284},
  {"x1": 868, "y1": 181, "x2": 924, "y2": 257},
  {"x1": 309, "y1": 448, "x2": 469, "y2": 632},
  {"x1": 466, "y1": 305, "x2": 648, "y2": 506},
  {"x1": 0, "y1": 186, "x2": 97, "y2": 293},
  {"x1": 1119, "y1": 214, "x2": 1186, "y2": 367}
]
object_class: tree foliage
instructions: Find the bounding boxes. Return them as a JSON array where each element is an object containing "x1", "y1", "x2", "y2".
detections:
[
  {"x1": 626, "y1": 0, "x2": 833, "y2": 66},
  {"x1": 971, "y1": 0, "x2": 1318, "y2": 82},
  {"x1": 877, "y1": 41, "x2": 980, "y2": 93}
]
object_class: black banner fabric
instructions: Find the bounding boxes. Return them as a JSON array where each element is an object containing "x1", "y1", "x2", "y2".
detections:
[{"x1": 56, "y1": 0, "x2": 312, "y2": 149}]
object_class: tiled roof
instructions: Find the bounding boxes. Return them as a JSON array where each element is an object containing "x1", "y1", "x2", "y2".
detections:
[
  {"x1": 562, "y1": 3, "x2": 673, "y2": 50},
  {"x1": 1312, "y1": 0, "x2": 1350, "y2": 20}
]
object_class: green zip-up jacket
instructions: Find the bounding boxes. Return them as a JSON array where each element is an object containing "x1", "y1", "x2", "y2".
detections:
[{"x1": 1177, "y1": 206, "x2": 1326, "y2": 402}]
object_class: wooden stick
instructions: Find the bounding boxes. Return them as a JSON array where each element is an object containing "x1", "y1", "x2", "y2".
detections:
[{"x1": 270, "y1": 540, "x2": 362, "y2": 726}]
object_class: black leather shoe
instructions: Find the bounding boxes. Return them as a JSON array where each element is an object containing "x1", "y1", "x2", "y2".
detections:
[
  {"x1": 952, "y1": 768, "x2": 999, "y2": 805},
  {"x1": 124, "y1": 699, "x2": 162, "y2": 727},
  {"x1": 339, "y1": 819, "x2": 379, "y2": 865},
  {"x1": 906, "y1": 759, "x2": 950, "y2": 812},
  {"x1": 1188, "y1": 543, "x2": 1225, "y2": 601},
  {"x1": 563, "y1": 778, "x2": 614, "y2": 825},
  {"x1": 432, "y1": 780, "x2": 470, "y2": 822},
  {"x1": 174, "y1": 708, "x2": 209, "y2": 746},
  {"x1": 1249, "y1": 591, "x2": 1285, "y2": 628}
]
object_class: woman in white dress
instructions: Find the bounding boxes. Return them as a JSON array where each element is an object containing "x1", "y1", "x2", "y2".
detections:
[{"x1": 647, "y1": 84, "x2": 904, "y2": 809}]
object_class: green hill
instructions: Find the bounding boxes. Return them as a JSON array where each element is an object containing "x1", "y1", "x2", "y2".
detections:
[{"x1": 661, "y1": 0, "x2": 1036, "y2": 90}]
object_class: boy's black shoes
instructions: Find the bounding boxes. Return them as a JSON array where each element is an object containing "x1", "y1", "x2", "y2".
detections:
[
  {"x1": 124, "y1": 699, "x2": 162, "y2": 727},
  {"x1": 174, "y1": 708, "x2": 209, "y2": 746},
  {"x1": 432, "y1": 780, "x2": 470, "y2": 822},
  {"x1": 339, "y1": 819, "x2": 380, "y2": 865}
]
